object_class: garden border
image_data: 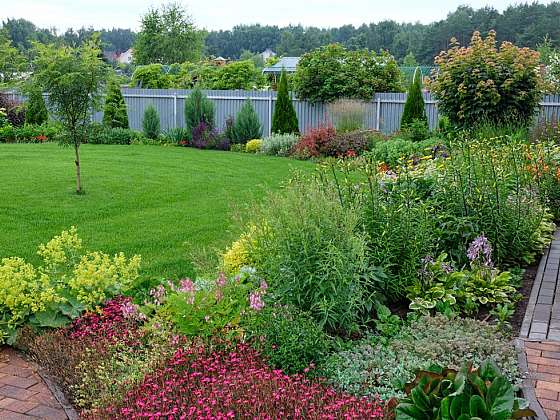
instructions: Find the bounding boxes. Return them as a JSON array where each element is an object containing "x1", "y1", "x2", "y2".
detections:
[{"x1": 515, "y1": 338, "x2": 548, "y2": 419}]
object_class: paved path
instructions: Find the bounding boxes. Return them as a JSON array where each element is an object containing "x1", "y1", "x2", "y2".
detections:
[
  {"x1": 0, "y1": 347, "x2": 67, "y2": 420},
  {"x1": 519, "y1": 230, "x2": 560, "y2": 420}
]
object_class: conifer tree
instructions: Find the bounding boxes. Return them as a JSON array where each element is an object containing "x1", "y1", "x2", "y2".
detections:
[
  {"x1": 184, "y1": 88, "x2": 214, "y2": 136},
  {"x1": 103, "y1": 79, "x2": 129, "y2": 128},
  {"x1": 233, "y1": 99, "x2": 262, "y2": 143},
  {"x1": 25, "y1": 84, "x2": 48, "y2": 125},
  {"x1": 272, "y1": 70, "x2": 299, "y2": 134},
  {"x1": 401, "y1": 67, "x2": 428, "y2": 129}
]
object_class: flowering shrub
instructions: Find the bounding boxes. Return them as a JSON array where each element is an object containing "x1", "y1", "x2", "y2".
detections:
[
  {"x1": 0, "y1": 122, "x2": 61, "y2": 143},
  {"x1": 183, "y1": 121, "x2": 230, "y2": 150},
  {"x1": 101, "y1": 343, "x2": 384, "y2": 419},
  {"x1": 245, "y1": 138, "x2": 262, "y2": 153},
  {"x1": 159, "y1": 269, "x2": 267, "y2": 340},
  {"x1": 430, "y1": 30, "x2": 542, "y2": 127},
  {"x1": 0, "y1": 228, "x2": 140, "y2": 343}
]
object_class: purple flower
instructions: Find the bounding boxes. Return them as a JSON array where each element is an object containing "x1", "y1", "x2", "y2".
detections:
[
  {"x1": 216, "y1": 273, "x2": 227, "y2": 288},
  {"x1": 467, "y1": 235, "x2": 493, "y2": 266},
  {"x1": 249, "y1": 291, "x2": 265, "y2": 311},
  {"x1": 149, "y1": 285, "x2": 166, "y2": 305},
  {"x1": 121, "y1": 301, "x2": 147, "y2": 322}
]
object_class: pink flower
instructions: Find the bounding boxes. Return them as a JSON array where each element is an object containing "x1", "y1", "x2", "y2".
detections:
[{"x1": 249, "y1": 291, "x2": 265, "y2": 311}]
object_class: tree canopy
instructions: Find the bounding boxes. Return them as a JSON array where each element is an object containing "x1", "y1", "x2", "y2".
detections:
[{"x1": 133, "y1": 2, "x2": 205, "y2": 65}]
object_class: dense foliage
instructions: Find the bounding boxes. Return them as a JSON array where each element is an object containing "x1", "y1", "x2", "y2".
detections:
[
  {"x1": 320, "y1": 315, "x2": 520, "y2": 400},
  {"x1": 103, "y1": 79, "x2": 129, "y2": 129},
  {"x1": 271, "y1": 70, "x2": 299, "y2": 134},
  {"x1": 293, "y1": 44, "x2": 402, "y2": 103},
  {"x1": 184, "y1": 88, "x2": 215, "y2": 138},
  {"x1": 401, "y1": 67, "x2": 428, "y2": 130},
  {"x1": 233, "y1": 99, "x2": 262, "y2": 143},
  {"x1": 24, "y1": 84, "x2": 48, "y2": 125},
  {"x1": 132, "y1": 3, "x2": 205, "y2": 65},
  {"x1": 204, "y1": 3, "x2": 560, "y2": 64},
  {"x1": 0, "y1": 228, "x2": 140, "y2": 344},
  {"x1": 142, "y1": 105, "x2": 160, "y2": 139},
  {"x1": 430, "y1": 31, "x2": 542, "y2": 127}
]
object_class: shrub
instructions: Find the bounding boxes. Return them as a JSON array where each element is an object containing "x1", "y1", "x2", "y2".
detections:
[
  {"x1": 0, "y1": 227, "x2": 140, "y2": 344},
  {"x1": 24, "y1": 85, "x2": 48, "y2": 125},
  {"x1": 430, "y1": 31, "x2": 542, "y2": 127},
  {"x1": 142, "y1": 105, "x2": 160, "y2": 139},
  {"x1": 222, "y1": 226, "x2": 258, "y2": 274},
  {"x1": 261, "y1": 133, "x2": 299, "y2": 156},
  {"x1": 245, "y1": 139, "x2": 262, "y2": 153},
  {"x1": 0, "y1": 122, "x2": 61, "y2": 143},
  {"x1": 244, "y1": 179, "x2": 382, "y2": 333},
  {"x1": 103, "y1": 79, "x2": 129, "y2": 129},
  {"x1": 271, "y1": 70, "x2": 299, "y2": 135},
  {"x1": 327, "y1": 99, "x2": 367, "y2": 133},
  {"x1": 400, "y1": 66, "x2": 427, "y2": 130},
  {"x1": 320, "y1": 315, "x2": 520, "y2": 400},
  {"x1": 101, "y1": 343, "x2": 384, "y2": 419},
  {"x1": 367, "y1": 137, "x2": 444, "y2": 168},
  {"x1": 184, "y1": 88, "x2": 214, "y2": 137},
  {"x1": 159, "y1": 270, "x2": 267, "y2": 340},
  {"x1": 292, "y1": 124, "x2": 337, "y2": 159},
  {"x1": 243, "y1": 304, "x2": 332, "y2": 374},
  {"x1": 163, "y1": 127, "x2": 189, "y2": 145},
  {"x1": 131, "y1": 64, "x2": 173, "y2": 89},
  {"x1": 293, "y1": 43, "x2": 402, "y2": 103},
  {"x1": 188, "y1": 121, "x2": 230, "y2": 150},
  {"x1": 233, "y1": 99, "x2": 262, "y2": 144},
  {"x1": 327, "y1": 130, "x2": 372, "y2": 157},
  {"x1": 88, "y1": 127, "x2": 138, "y2": 145},
  {"x1": 0, "y1": 93, "x2": 25, "y2": 127}
]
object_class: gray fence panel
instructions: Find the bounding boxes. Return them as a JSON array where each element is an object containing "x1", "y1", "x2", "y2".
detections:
[{"x1": 3, "y1": 88, "x2": 560, "y2": 135}]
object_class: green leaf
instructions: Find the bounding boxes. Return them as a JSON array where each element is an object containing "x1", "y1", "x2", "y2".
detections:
[
  {"x1": 411, "y1": 387, "x2": 431, "y2": 412},
  {"x1": 479, "y1": 360, "x2": 500, "y2": 381},
  {"x1": 486, "y1": 376, "x2": 514, "y2": 416},
  {"x1": 469, "y1": 395, "x2": 488, "y2": 417},
  {"x1": 440, "y1": 397, "x2": 451, "y2": 420},
  {"x1": 396, "y1": 403, "x2": 430, "y2": 420},
  {"x1": 30, "y1": 310, "x2": 70, "y2": 328}
]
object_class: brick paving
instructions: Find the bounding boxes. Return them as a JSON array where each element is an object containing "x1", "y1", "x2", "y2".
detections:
[
  {"x1": 0, "y1": 347, "x2": 67, "y2": 420},
  {"x1": 519, "y1": 230, "x2": 560, "y2": 420}
]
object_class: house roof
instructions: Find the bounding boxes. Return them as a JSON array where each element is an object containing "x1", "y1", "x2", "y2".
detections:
[{"x1": 262, "y1": 57, "x2": 300, "y2": 74}]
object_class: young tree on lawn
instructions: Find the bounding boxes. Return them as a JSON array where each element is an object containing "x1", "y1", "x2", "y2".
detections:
[
  {"x1": 272, "y1": 70, "x2": 299, "y2": 135},
  {"x1": 103, "y1": 78, "x2": 129, "y2": 128},
  {"x1": 400, "y1": 66, "x2": 428, "y2": 129},
  {"x1": 33, "y1": 38, "x2": 107, "y2": 194}
]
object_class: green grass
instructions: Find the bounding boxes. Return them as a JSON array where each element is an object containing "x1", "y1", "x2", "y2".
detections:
[{"x1": 0, "y1": 144, "x2": 313, "y2": 279}]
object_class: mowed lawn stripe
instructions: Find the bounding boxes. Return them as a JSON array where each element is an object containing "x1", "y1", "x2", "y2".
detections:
[{"x1": 0, "y1": 143, "x2": 312, "y2": 279}]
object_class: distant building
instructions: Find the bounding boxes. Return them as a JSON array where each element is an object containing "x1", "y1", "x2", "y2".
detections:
[
  {"x1": 117, "y1": 49, "x2": 133, "y2": 65},
  {"x1": 213, "y1": 56, "x2": 229, "y2": 66},
  {"x1": 260, "y1": 48, "x2": 276, "y2": 61},
  {"x1": 262, "y1": 57, "x2": 300, "y2": 75}
]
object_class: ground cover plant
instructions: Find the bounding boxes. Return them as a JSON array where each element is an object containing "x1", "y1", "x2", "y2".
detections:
[{"x1": 0, "y1": 143, "x2": 312, "y2": 280}]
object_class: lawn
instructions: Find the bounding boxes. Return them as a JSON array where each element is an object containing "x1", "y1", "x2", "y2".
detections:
[{"x1": 0, "y1": 143, "x2": 312, "y2": 279}]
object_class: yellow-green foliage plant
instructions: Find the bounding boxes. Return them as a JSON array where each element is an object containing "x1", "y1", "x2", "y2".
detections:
[
  {"x1": 245, "y1": 139, "x2": 263, "y2": 153},
  {"x1": 0, "y1": 227, "x2": 140, "y2": 344},
  {"x1": 222, "y1": 225, "x2": 260, "y2": 274}
]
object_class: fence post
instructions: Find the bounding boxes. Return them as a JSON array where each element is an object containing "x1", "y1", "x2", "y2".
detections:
[
  {"x1": 173, "y1": 94, "x2": 178, "y2": 129},
  {"x1": 375, "y1": 96, "x2": 381, "y2": 131},
  {"x1": 267, "y1": 91, "x2": 273, "y2": 137}
]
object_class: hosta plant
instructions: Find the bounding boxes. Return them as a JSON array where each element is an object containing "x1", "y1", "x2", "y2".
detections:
[{"x1": 393, "y1": 360, "x2": 535, "y2": 420}]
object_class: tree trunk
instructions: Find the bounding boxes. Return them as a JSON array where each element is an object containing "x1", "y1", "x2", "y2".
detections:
[{"x1": 75, "y1": 143, "x2": 82, "y2": 194}]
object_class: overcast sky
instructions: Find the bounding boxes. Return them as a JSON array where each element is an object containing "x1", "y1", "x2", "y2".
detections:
[{"x1": 1, "y1": 0, "x2": 556, "y2": 32}]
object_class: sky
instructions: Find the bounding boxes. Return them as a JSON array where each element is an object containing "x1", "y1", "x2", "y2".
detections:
[{"x1": 0, "y1": 0, "x2": 556, "y2": 32}]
